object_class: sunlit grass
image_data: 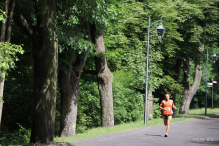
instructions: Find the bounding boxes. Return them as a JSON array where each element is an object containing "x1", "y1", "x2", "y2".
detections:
[{"x1": 53, "y1": 108, "x2": 219, "y2": 144}]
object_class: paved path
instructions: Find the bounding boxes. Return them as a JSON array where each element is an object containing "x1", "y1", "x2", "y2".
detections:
[{"x1": 56, "y1": 115, "x2": 219, "y2": 146}]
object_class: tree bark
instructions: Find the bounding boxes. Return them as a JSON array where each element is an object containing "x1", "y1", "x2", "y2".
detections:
[
  {"x1": 29, "y1": 0, "x2": 58, "y2": 143},
  {"x1": 90, "y1": 24, "x2": 114, "y2": 127},
  {"x1": 0, "y1": 0, "x2": 14, "y2": 131},
  {"x1": 0, "y1": 71, "x2": 5, "y2": 131},
  {"x1": 6, "y1": 0, "x2": 15, "y2": 43},
  {"x1": 180, "y1": 42, "x2": 204, "y2": 114},
  {"x1": 59, "y1": 20, "x2": 91, "y2": 137},
  {"x1": 14, "y1": 0, "x2": 58, "y2": 143}
]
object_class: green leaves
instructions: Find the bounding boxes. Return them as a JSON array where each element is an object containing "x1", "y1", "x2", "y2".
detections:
[
  {"x1": 0, "y1": 42, "x2": 23, "y2": 81},
  {"x1": 0, "y1": 9, "x2": 6, "y2": 23}
]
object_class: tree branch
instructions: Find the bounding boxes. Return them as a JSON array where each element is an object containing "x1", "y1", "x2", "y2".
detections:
[
  {"x1": 6, "y1": 0, "x2": 16, "y2": 43},
  {"x1": 14, "y1": 5, "x2": 33, "y2": 38},
  {"x1": 0, "y1": 0, "x2": 10, "y2": 42},
  {"x1": 82, "y1": 70, "x2": 97, "y2": 75}
]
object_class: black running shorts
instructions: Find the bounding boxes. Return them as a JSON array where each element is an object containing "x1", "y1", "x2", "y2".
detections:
[{"x1": 163, "y1": 114, "x2": 172, "y2": 119}]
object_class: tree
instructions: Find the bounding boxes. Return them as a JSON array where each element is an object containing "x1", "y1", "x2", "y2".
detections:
[
  {"x1": 14, "y1": 0, "x2": 58, "y2": 143},
  {"x1": 0, "y1": 0, "x2": 10, "y2": 132},
  {"x1": 58, "y1": 20, "x2": 92, "y2": 137},
  {"x1": 90, "y1": 24, "x2": 114, "y2": 127},
  {"x1": 58, "y1": 0, "x2": 114, "y2": 136},
  {"x1": 179, "y1": 0, "x2": 219, "y2": 113},
  {"x1": 180, "y1": 43, "x2": 204, "y2": 114}
]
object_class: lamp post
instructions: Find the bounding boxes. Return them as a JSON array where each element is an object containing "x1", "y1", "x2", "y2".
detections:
[
  {"x1": 145, "y1": 16, "x2": 165, "y2": 125},
  {"x1": 212, "y1": 78, "x2": 213, "y2": 109},
  {"x1": 205, "y1": 49, "x2": 217, "y2": 115}
]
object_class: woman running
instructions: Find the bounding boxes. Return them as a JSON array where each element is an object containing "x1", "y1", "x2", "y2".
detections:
[{"x1": 159, "y1": 94, "x2": 177, "y2": 137}]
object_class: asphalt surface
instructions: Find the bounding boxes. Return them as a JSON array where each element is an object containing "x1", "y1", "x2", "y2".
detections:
[{"x1": 55, "y1": 114, "x2": 219, "y2": 146}]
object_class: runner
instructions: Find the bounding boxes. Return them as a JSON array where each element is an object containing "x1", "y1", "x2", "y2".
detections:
[{"x1": 159, "y1": 94, "x2": 177, "y2": 137}]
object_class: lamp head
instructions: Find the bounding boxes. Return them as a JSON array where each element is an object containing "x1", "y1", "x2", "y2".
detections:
[
  {"x1": 156, "y1": 22, "x2": 165, "y2": 40},
  {"x1": 212, "y1": 53, "x2": 217, "y2": 63}
]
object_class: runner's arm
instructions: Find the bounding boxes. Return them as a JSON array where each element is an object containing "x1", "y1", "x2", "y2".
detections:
[
  {"x1": 172, "y1": 101, "x2": 177, "y2": 109},
  {"x1": 159, "y1": 101, "x2": 165, "y2": 110}
]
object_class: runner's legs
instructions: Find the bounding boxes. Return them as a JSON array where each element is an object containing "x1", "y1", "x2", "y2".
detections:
[
  {"x1": 163, "y1": 116, "x2": 167, "y2": 126},
  {"x1": 166, "y1": 115, "x2": 172, "y2": 133}
]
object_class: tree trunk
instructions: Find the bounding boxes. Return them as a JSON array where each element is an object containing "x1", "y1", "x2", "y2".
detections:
[
  {"x1": 180, "y1": 42, "x2": 204, "y2": 114},
  {"x1": 14, "y1": 0, "x2": 57, "y2": 143},
  {"x1": 59, "y1": 68, "x2": 79, "y2": 137},
  {"x1": 90, "y1": 24, "x2": 114, "y2": 127},
  {"x1": 0, "y1": 0, "x2": 14, "y2": 131},
  {"x1": 59, "y1": 20, "x2": 91, "y2": 137},
  {"x1": 0, "y1": 71, "x2": 5, "y2": 130},
  {"x1": 30, "y1": 0, "x2": 58, "y2": 143}
]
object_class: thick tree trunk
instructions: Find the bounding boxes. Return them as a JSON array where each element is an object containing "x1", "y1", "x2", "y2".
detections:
[
  {"x1": 91, "y1": 24, "x2": 114, "y2": 127},
  {"x1": 59, "y1": 21, "x2": 91, "y2": 137},
  {"x1": 14, "y1": 0, "x2": 57, "y2": 143},
  {"x1": 30, "y1": 0, "x2": 58, "y2": 143},
  {"x1": 0, "y1": 0, "x2": 14, "y2": 131},
  {"x1": 59, "y1": 68, "x2": 79, "y2": 137},
  {"x1": 180, "y1": 43, "x2": 204, "y2": 114}
]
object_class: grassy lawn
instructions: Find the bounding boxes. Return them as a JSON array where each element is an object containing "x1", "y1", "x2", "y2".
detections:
[{"x1": 54, "y1": 108, "x2": 219, "y2": 144}]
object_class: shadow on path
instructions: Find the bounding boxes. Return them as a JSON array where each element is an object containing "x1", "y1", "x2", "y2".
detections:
[
  {"x1": 145, "y1": 134, "x2": 163, "y2": 137},
  {"x1": 54, "y1": 142, "x2": 74, "y2": 146}
]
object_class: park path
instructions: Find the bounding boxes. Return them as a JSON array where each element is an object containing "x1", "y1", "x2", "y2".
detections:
[{"x1": 55, "y1": 114, "x2": 219, "y2": 146}]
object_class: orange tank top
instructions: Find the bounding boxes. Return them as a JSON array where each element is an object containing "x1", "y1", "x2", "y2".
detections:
[{"x1": 163, "y1": 100, "x2": 173, "y2": 115}]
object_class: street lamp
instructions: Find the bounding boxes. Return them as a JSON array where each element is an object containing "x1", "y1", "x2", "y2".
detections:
[
  {"x1": 205, "y1": 49, "x2": 217, "y2": 115},
  {"x1": 145, "y1": 16, "x2": 165, "y2": 125},
  {"x1": 212, "y1": 53, "x2": 217, "y2": 63}
]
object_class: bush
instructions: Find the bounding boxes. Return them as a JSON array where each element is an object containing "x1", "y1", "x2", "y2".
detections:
[
  {"x1": 113, "y1": 71, "x2": 144, "y2": 124},
  {"x1": 153, "y1": 98, "x2": 161, "y2": 118},
  {"x1": 76, "y1": 82, "x2": 101, "y2": 133},
  {"x1": 113, "y1": 82, "x2": 144, "y2": 124},
  {"x1": 175, "y1": 94, "x2": 184, "y2": 115},
  {"x1": 0, "y1": 123, "x2": 31, "y2": 145}
]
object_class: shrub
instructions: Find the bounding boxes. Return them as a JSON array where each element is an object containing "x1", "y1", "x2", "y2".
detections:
[
  {"x1": 153, "y1": 98, "x2": 161, "y2": 118},
  {"x1": 0, "y1": 123, "x2": 31, "y2": 145},
  {"x1": 113, "y1": 70, "x2": 144, "y2": 124},
  {"x1": 76, "y1": 82, "x2": 101, "y2": 133}
]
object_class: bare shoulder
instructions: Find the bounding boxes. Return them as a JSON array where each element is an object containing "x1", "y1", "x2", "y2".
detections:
[
  {"x1": 161, "y1": 100, "x2": 165, "y2": 104},
  {"x1": 170, "y1": 100, "x2": 174, "y2": 103}
]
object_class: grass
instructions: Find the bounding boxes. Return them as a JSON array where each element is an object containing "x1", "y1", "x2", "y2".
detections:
[{"x1": 53, "y1": 108, "x2": 219, "y2": 144}]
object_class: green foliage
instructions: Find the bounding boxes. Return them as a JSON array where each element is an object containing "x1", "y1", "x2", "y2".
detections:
[
  {"x1": 2, "y1": 25, "x2": 34, "y2": 136},
  {"x1": 113, "y1": 71, "x2": 144, "y2": 124},
  {"x1": 175, "y1": 94, "x2": 184, "y2": 114},
  {"x1": 191, "y1": 51, "x2": 219, "y2": 109},
  {"x1": 0, "y1": 123, "x2": 31, "y2": 145},
  {"x1": 76, "y1": 82, "x2": 101, "y2": 133},
  {"x1": 76, "y1": 70, "x2": 145, "y2": 132},
  {"x1": 153, "y1": 98, "x2": 161, "y2": 118},
  {"x1": 0, "y1": 42, "x2": 23, "y2": 81},
  {"x1": 160, "y1": 75, "x2": 184, "y2": 95},
  {"x1": 0, "y1": 9, "x2": 6, "y2": 23},
  {"x1": 104, "y1": 0, "x2": 186, "y2": 94}
]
